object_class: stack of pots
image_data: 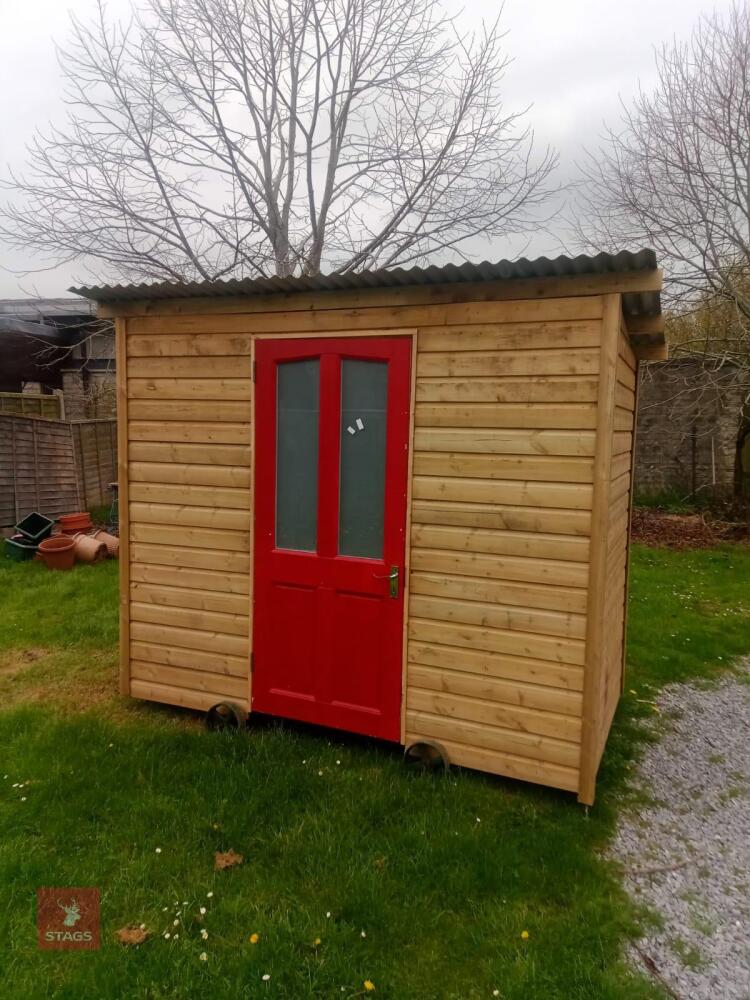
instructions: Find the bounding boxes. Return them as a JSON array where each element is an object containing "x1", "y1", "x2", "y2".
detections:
[
  {"x1": 34, "y1": 512, "x2": 119, "y2": 570},
  {"x1": 58, "y1": 512, "x2": 95, "y2": 536}
]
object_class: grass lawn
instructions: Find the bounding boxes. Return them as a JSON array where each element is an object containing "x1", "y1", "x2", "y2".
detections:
[{"x1": 1, "y1": 544, "x2": 749, "y2": 999}]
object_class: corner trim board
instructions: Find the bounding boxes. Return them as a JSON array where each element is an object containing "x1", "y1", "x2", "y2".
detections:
[
  {"x1": 115, "y1": 316, "x2": 131, "y2": 696},
  {"x1": 578, "y1": 294, "x2": 621, "y2": 805}
]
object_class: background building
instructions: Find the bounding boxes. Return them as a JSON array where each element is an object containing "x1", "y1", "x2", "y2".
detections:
[{"x1": 0, "y1": 298, "x2": 115, "y2": 419}]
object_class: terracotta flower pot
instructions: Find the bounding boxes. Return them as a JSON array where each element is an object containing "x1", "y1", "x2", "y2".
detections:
[
  {"x1": 38, "y1": 535, "x2": 76, "y2": 571},
  {"x1": 59, "y1": 512, "x2": 94, "y2": 536},
  {"x1": 72, "y1": 532, "x2": 107, "y2": 564},
  {"x1": 92, "y1": 529, "x2": 119, "y2": 558}
]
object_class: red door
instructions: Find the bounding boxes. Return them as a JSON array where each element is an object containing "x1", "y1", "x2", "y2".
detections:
[{"x1": 252, "y1": 336, "x2": 411, "y2": 742}]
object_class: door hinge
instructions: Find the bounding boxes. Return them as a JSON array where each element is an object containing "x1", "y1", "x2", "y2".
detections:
[{"x1": 249, "y1": 652, "x2": 254, "y2": 674}]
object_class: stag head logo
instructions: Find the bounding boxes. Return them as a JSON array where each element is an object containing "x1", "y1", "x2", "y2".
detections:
[
  {"x1": 37, "y1": 888, "x2": 100, "y2": 950},
  {"x1": 58, "y1": 898, "x2": 82, "y2": 928}
]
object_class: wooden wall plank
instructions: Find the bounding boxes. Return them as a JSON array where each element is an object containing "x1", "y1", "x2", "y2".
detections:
[
  {"x1": 130, "y1": 640, "x2": 247, "y2": 676},
  {"x1": 131, "y1": 580, "x2": 249, "y2": 615},
  {"x1": 128, "y1": 357, "x2": 251, "y2": 378},
  {"x1": 415, "y1": 376, "x2": 599, "y2": 403},
  {"x1": 131, "y1": 660, "x2": 248, "y2": 698},
  {"x1": 129, "y1": 442, "x2": 251, "y2": 466},
  {"x1": 129, "y1": 421, "x2": 251, "y2": 444},
  {"x1": 417, "y1": 348, "x2": 600, "y2": 379},
  {"x1": 408, "y1": 663, "x2": 583, "y2": 715},
  {"x1": 406, "y1": 640, "x2": 584, "y2": 691},
  {"x1": 405, "y1": 731, "x2": 579, "y2": 792},
  {"x1": 130, "y1": 600, "x2": 250, "y2": 638},
  {"x1": 130, "y1": 679, "x2": 248, "y2": 712},
  {"x1": 129, "y1": 400, "x2": 250, "y2": 422},
  {"x1": 416, "y1": 321, "x2": 602, "y2": 353},
  {"x1": 409, "y1": 571, "x2": 587, "y2": 614},
  {"x1": 411, "y1": 500, "x2": 591, "y2": 536},
  {"x1": 411, "y1": 524, "x2": 590, "y2": 562},
  {"x1": 130, "y1": 522, "x2": 250, "y2": 552},
  {"x1": 409, "y1": 618, "x2": 585, "y2": 666},
  {"x1": 413, "y1": 453, "x2": 594, "y2": 483},
  {"x1": 407, "y1": 687, "x2": 581, "y2": 742},
  {"x1": 414, "y1": 428, "x2": 595, "y2": 456},
  {"x1": 128, "y1": 378, "x2": 251, "y2": 400},
  {"x1": 413, "y1": 477, "x2": 593, "y2": 510},
  {"x1": 129, "y1": 462, "x2": 250, "y2": 488},
  {"x1": 405, "y1": 712, "x2": 580, "y2": 768},
  {"x1": 125, "y1": 296, "x2": 605, "y2": 333},
  {"x1": 128, "y1": 482, "x2": 250, "y2": 509},
  {"x1": 127, "y1": 333, "x2": 253, "y2": 357},
  {"x1": 130, "y1": 562, "x2": 250, "y2": 594},
  {"x1": 409, "y1": 592, "x2": 585, "y2": 639},
  {"x1": 130, "y1": 542, "x2": 250, "y2": 573},
  {"x1": 410, "y1": 548, "x2": 589, "y2": 588},
  {"x1": 130, "y1": 620, "x2": 249, "y2": 657},
  {"x1": 129, "y1": 501, "x2": 249, "y2": 530},
  {"x1": 414, "y1": 402, "x2": 598, "y2": 429}
]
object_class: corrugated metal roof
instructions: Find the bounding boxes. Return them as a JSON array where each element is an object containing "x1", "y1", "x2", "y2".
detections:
[{"x1": 70, "y1": 248, "x2": 661, "y2": 318}]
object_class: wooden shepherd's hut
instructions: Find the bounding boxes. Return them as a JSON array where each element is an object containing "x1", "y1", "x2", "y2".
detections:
[{"x1": 75, "y1": 250, "x2": 666, "y2": 805}]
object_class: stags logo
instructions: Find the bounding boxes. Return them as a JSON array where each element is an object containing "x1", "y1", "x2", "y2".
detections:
[{"x1": 37, "y1": 888, "x2": 100, "y2": 950}]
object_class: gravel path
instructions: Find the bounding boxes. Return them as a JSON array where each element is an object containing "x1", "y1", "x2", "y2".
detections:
[{"x1": 612, "y1": 668, "x2": 750, "y2": 1000}]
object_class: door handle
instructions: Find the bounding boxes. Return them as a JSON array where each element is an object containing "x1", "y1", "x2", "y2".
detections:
[{"x1": 373, "y1": 566, "x2": 399, "y2": 599}]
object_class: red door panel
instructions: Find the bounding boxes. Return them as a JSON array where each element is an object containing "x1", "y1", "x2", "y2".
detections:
[{"x1": 252, "y1": 336, "x2": 411, "y2": 741}]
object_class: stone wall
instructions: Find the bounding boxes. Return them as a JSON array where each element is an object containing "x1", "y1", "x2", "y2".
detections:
[{"x1": 634, "y1": 358, "x2": 746, "y2": 499}]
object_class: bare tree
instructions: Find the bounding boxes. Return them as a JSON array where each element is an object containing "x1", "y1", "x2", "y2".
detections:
[
  {"x1": 1, "y1": 0, "x2": 555, "y2": 283},
  {"x1": 575, "y1": 2, "x2": 750, "y2": 367}
]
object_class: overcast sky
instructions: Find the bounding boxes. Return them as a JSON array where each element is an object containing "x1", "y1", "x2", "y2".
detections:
[{"x1": 0, "y1": 0, "x2": 736, "y2": 298}]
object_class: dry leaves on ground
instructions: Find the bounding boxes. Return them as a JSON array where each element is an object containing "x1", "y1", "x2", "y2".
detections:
[
  {"x1": 631, "y1": 509, "x2": 723, "y2": 549},
  {"x1": 215, "y1": 849, "x2": 244, "y2": 870},
  {"x1": 116, "y1": 925, "x2": 149, "y2": 946}
]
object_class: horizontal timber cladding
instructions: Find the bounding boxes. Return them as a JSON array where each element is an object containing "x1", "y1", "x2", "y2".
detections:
[
  {"x1": 120, "y1": 289, "x2": 613, "y2": 796},
  {"x1": 403, "y1": 294, "x2": 604, "y2": 793},
  {"x1": 122, "y1": 317, "x2": 253, "y2": 712},
  {"x1": 595, "y1": 324, "x2": 638, "y2": 767}
]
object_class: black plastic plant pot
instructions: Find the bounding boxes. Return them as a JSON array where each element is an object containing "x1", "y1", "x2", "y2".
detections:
[
  {"x1": 4, "y1": 536, "x2": 38, "y2": 562},
  {"x1": 14, "y1": 512, "x2": 55, "y2": 544}
]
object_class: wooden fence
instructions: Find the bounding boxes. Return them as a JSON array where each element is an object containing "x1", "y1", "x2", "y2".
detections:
[
  {"x1": 0, "y1": 415, "x2": 117, "y2": 528},
  {"x1": 0, "y1": 391, "x2": 62, "y2": 420},
  {"x1": 72, "y1": 420, "x2": 118, "y2": 511}
]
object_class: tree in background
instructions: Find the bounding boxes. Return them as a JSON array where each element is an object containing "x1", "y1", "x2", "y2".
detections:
[
  {"x1": 575, "y1": 2, "x2": 750, "y2": 371},
  {"x1": 1, "y1": 0, "x2": 555, "y2": 283},
  {"x1": 575, "y1": 3, "x2": 750, "y2": 501}
]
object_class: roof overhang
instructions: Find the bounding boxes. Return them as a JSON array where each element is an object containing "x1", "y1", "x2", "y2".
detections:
[
  {"x1": 0, "y1": 316, "x2": 71, "y2": 341},
  {"x1": 72, "y1": 249, "x2": 665, "y2": 356}
]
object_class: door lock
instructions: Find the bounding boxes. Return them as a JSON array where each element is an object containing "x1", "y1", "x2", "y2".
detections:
[{"x1": 373, "y1": 566, "x2": 399, "y2": 598}]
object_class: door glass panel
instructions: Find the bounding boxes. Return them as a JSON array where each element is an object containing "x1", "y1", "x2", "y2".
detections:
[
  {"x1": 276, "y1": 358, "x2": 319, "y2": 551},
  {"x1": 339, "y1": 359, "x2": 388, "y2": 558}
]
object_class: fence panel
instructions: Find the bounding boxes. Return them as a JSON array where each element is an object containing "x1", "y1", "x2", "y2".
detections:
[
  {"x1": 0, "y1": 392, "x2": 62, "y2": 420},
  {"x1": 0, "y1": 415, "x2": 117, "y2": 528},
  {"x1": 73, "y1": 420, "x2": 118, "y2": 511}
]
